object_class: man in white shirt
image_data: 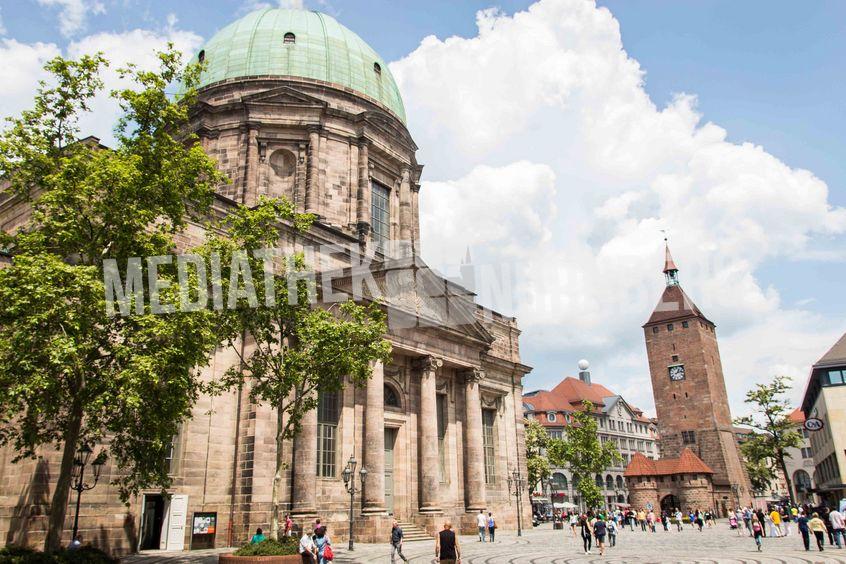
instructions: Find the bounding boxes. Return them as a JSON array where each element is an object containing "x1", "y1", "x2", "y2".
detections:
[
  {"x1": 299, "y1": 529, "x2": 316, "y2": 563},
  {"x1": 477, "y1": 510, "x2": 487, "y2": 542}
]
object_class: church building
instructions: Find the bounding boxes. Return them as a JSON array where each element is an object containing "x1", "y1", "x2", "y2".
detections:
[
  {"x1": 0, "y1": 9, "x2": 532, "y2": 554},
  {"x1": 625, "y1": 244, "x2": 752, "y2": 515}
]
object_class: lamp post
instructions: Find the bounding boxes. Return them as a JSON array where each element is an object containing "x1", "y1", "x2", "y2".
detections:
[
  {"x1": 507, "y1": 469, "x2": 525, "y2": 537},
  {"x1": 70, "y1": 445, "x2": 107, "y2": 543},
  {"x1": 341, "y1": 455, "x2": 367, "y2": 551}
]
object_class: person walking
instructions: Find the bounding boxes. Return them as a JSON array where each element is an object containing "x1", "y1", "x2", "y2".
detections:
[
  {"x1": 769, "y1": 507, "x2": 783, "y2": 537},
  {"x1": 608, "y1": 516, "x2": 617, "y2": 547},
  {"x1": 476, "y1": 509, "x2": 487, "y2": 542},
  {"x1": 830, "y1": 507, "x2": 845, "y2": 549},
  {"x1": 569, "y1": 511, "x2": 579, "y2": 544},
  {"x1": 487, "y1": 512, "x2": 496, "y2": 543},
  {"x1": 824, "y1": 507, "x2": 836, "y2": 546},
  {"x1": 593, "y1": 514, "x2": 607, "y2": 556},
  {"x1": 752, "y1": 519, "x2": 763, "y2": 552},
  {"x1": 435, "y1": 521, "x2": 460, "y2": 564},
  {"x1": 755, "y1": 509, "x2": 767, "y2": 537},
  {"x1": 579, "y1": 513, "x2": 594, "y2": 555},
  {"x1": 743, "y1": 507, "x2": 753, "y2": 537},
  {"x1": 809, "y1": 512, "x2": 828, "y2": 552},
  {"x1": 284, "y1": 514, "x2": 294, "y2": 537},
  {"x1": 638, "y1": 509, "x2": 646, "y2": 531},
  {"x1": 390, "y1": 520, "x2": 409, "y2": 563},
  {"x1": 314, "y1": 526, "x2": 332, "y2": 564},
  {"x1": 798, "y1": 511, "x2": 811, "y2": 551},
  {"x1": 782, "y1": 508, "x2": 792, "y2": 537},
  {"x1": 675, "y1": 509, "x2": 683, "y2": 532}
]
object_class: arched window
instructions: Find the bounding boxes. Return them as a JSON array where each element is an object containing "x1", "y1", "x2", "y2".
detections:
[
  {"x1": 373, "y1": 62, "x2": 382, "y2": 75},
  {"x1": 605, "y1": 475, "x2": 614, "y2": 490},
  {"x1": 384, "y1": 384, "x2": 401, "y2": 408},
  {"x1": 616, "y1": 475, "x2": 624, "y2": 489},
  {"x1": 551, "y1": 472, "x2": 567, "y2": 491},
  {"x1": 595, "y1": 474, "x2": 603, "y2": 487},
  {"x1": 793, "y1": 469, "x2": 812, "y2": 492},
  {"x1": 268, "y1": 149, "x2": 296, "y2": 200},
  {"x1": 284, "y1": 32, "x2": 296, "y2": 44},
  {"x1": 198, "y1": 50, "x2": 205, "y2": 64}
]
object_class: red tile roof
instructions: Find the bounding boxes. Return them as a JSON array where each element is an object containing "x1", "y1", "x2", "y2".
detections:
[
  {"x1": 523, "y1": 377, "x2": 651, "y2": 424},
  {"x1": 787, "y1": 407, "x2": 805, "y2": 425},
  {"x1": 624, "y1": 448, "x2": 714, "y2": 477}
]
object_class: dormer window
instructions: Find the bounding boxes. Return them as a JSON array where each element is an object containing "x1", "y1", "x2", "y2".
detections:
[
  {"x1": 198, "y1": 50, "x2": 205, "y2": 64},
  {"x1": 547, "y1": 412, "x2": 556, "y2": 423},
  {"x1": 284, "y1": 32, "x2": 296, "y2": 44},
  {"x1": 373, "y1": 62, "x2": 382, "y2": 75}
]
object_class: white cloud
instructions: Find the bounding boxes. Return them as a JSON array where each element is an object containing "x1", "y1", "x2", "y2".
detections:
[
  {"x1": 0, "y1": 39, "x2": 61, "y2": 123},
  {"x1": 0, "y1": 7, "x2": 7, "y2": 36},
  {"x1": 36, "y1": 0, "x2": 106, "y2": 38},
  {"x1": 392, "y1": 0, "x2": 846, "y2": 413}
]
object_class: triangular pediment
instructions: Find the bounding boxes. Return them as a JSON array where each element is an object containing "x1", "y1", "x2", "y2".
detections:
[{"x1": 242, "y1": 86, "x2": 327, "y2": 108}]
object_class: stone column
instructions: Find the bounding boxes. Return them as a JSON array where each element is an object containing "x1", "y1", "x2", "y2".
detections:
[
  {"x1": 291, "y1": 400, "x2": 317, "y2": 516},
  {"x1": 411, "y1": 183, "x2": 420, "y2": 254},
  {"x1": 356, "y1": 138, "x2": 371, "y2": 242},
  {"x1": 362, "y1": 361, "x2": 386, "y2": 513},
  {"x1": 416, "y1": 356, "x2": 443, "y2": 513},
  {"x1": 305, "y1": 126, "x2": 320, "y2": 216},
  {"x1": 462, "y1": 368, "x2": 486, "y2": 511}
]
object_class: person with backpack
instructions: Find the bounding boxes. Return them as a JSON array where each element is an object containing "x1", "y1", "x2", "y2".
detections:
[
  {"x1": 314, "y1": 526, "x2": 333, "y2": 563},
  {"x1": 607, "y1": 516, "x2": 617, "y2": 547}
]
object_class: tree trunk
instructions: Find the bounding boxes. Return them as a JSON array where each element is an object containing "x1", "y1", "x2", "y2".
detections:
[
  {"x1": 270, "y1": 407, "x2": 283, "y2": 540},
  {"x1": 777, "y1": 452, "x2": 796, "y2": 507},
  {"x1": 44, "y1": 401, "x2": 83, "y2": 552}
]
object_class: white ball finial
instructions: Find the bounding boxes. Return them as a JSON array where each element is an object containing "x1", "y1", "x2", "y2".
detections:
[{"x1": 578, "y1": 359, "x2": 590, "y2": 371}]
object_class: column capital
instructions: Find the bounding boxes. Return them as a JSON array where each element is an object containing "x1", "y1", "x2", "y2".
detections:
[
  {"x1": 414, "y1": 355, "x2": 443, "y2": 373},
  {"x1": 461, "y1": 367, "x2": 485, "y2": 384}
]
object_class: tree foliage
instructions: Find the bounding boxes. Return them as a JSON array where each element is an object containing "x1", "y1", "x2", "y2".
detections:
[
  {"x1": 547, "y1": 401, "x2": 622, "y2": 510},
  {"x1": 734, "y1": 375, "x2": 802, "y2": 506},
  {"x1": 0, "y1": 48, "x2": 225, "y2": 550},
  {"x1": 524, "y1": 418, "x2": 551, "y2": 493},
  {"x1": 203, "y1": 197, "x2": 392, "y2": 538}
]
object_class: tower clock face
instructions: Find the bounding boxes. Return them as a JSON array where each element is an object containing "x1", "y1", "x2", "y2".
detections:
[{"x1": 668, "y1": 364, "x2": 686, "y2": 381}]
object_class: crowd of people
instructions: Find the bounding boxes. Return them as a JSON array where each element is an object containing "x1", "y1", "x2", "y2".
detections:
[{"x1": 729, "y1": 503, "x2": 845, "y2": 553}]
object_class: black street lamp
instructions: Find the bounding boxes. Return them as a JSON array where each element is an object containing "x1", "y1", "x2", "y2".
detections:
[
  {"x1": 507, "y1": 469, "x2": 525, "y2": 537},
  {"x1": 341, "y1": 454, "x2": 367, "y2": 551},
  {"x1": 70, "y1": 445, "x2": 107, "y2": 543}
]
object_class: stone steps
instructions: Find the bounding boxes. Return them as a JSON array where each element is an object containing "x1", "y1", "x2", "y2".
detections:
[{"x1": 397, "y1": 521, "x2": 433, "y2": 542}]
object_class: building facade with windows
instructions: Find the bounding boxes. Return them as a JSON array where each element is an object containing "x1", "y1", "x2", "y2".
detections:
[
  {"x1": 523, "y1": 364, "x2": 659, "y2": 511},
  {"x1": 801, "y1": 332, "x2": 846, "y2": 508},
  {"x1": 0, "y1": 8, "x2": 532, "y2": 555},
  {"x1": 784, "y1": 409, "x2": 817, "y2": 505}
]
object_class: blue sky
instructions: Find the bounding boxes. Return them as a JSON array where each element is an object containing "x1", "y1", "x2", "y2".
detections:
[{"x1": 1, "y1": 0, "x2": 843, "y2": 413}]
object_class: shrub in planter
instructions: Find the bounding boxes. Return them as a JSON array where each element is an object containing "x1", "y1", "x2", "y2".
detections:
[{"x1": 233, "y1": 538, "x2": 299, "y2": 557}]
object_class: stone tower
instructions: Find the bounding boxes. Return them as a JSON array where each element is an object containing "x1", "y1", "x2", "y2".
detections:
[{"x1": 642, "y1": 243, "x2": 751, "y2": 511}]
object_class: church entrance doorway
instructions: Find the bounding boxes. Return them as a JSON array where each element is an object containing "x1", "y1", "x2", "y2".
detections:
[{"x1": 660, "y1": 494, "x2": 680, "y2": 512}]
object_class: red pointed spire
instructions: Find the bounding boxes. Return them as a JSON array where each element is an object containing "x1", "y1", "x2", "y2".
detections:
[{"x1": 663, "y1": 241, "x2": 678, "y2": 274}]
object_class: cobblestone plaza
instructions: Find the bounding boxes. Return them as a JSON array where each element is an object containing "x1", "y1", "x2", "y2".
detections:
[{"x1": 124, "y1": 524, "x2": 846, "y2": 564}]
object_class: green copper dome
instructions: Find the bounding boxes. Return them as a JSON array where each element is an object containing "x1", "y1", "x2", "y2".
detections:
[{"x1": 195, "y1": 9, "x2": 406, "y2": 123}]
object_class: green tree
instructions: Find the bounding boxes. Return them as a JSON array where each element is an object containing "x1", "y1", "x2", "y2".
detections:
[
  {"x1": 0, "y1": 49, "x2": 225, "y2": 550},
  {"x1": 548, "y1": 401, "x2": 621, "y2": 510},
  {"x1": 204, "y1": 198, "x2": 392, "y2": 539},
  {"x1": 524, "y1": 418, "x2": 551, "y2": 494},
  {"x1": 734, "y1": 375, "x2": 802, "y2": 506}
]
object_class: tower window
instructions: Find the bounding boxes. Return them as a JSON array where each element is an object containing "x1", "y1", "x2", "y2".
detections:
[
  {"x1": 283, "y1": 32, "x2": 296, "y2": 44},
  {"x1": 652, "y1": 326, "x2": 659, "y2": 334},
  {"x1": 198, "y1": 50, "x2": 205, "y2": 64},
  {"x1": 681, "y1": 430, "x2": 696, "y2": 444},
  {"x1": 682, "y1": 321, "x2": 689, "y2": 328},
  {"x1": 672, "y1": 355, "x2": 679, "y2": 362},
  {"x1": 373, "y1": 62, "x2": 382, "y2": 75},
  {"x1": 667, "y1": 323, "x2": 674, "y2": 331}
]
